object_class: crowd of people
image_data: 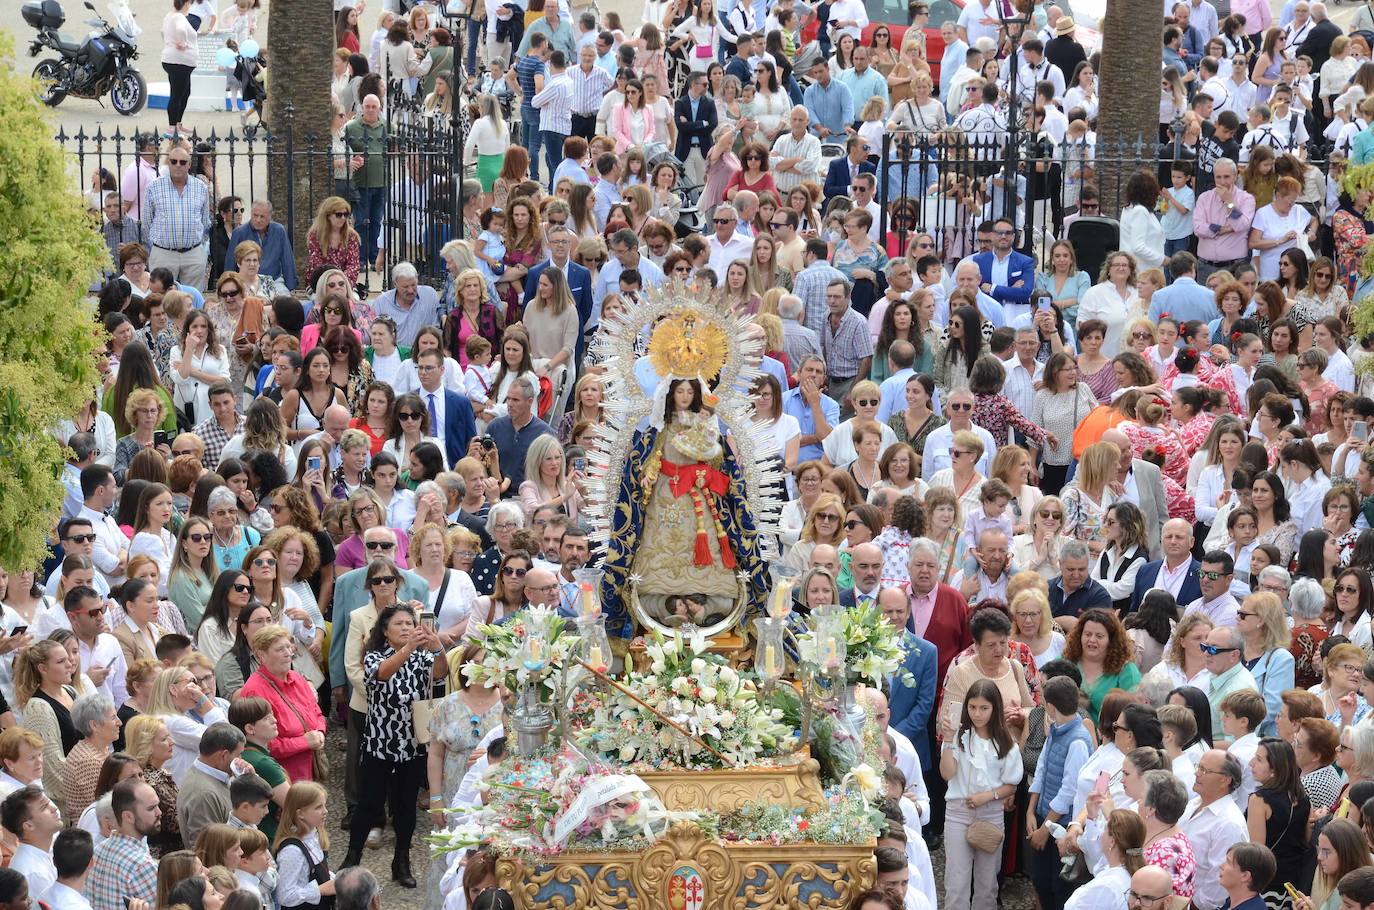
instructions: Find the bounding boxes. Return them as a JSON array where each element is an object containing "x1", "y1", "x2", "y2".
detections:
[{"x1": 48, "y1": 0, "x2": 1374, "y2": 908}]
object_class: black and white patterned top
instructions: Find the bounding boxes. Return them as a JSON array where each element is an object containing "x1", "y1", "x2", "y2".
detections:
[{"x1": 362, "y1": 645, "x2": 436, "y2": 761}]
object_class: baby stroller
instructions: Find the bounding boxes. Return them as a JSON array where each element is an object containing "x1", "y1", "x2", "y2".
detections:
[{"x1": 235, "y1": 49, "x2": 267, "y2": 137}]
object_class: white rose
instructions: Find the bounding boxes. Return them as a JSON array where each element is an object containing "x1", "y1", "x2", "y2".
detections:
[
  {"x1": 699, "y1": 685, "x2": 717, "y2": 702},
  {"x1": 718, "y1": 666, "x2": 737, "y2": 686},
  {"x1": 719, "y1": 710, "x2": 736, "y2": 727},
  {"x1": 691, "y1": 658, "x2": 707, "y2": 675},
  {"x1": 619, "y1": 744, "x2": 638, "y2": 762}
]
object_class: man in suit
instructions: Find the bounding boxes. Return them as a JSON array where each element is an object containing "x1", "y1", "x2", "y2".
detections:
[
  {"x1": 414, "y1": 348, "x2": 476, "y2": 468},
  {"x1": 823, "y1": 136, "x2": 877, "y2": 204},
  {"x1": 1296, "y1": 2, "x2": 1342, "y2": 74},
  {"x1": 1129, "y1": 518, "x2": 1203, "y2": 613},
  {"x1": 176, "y1": 722, "x2": 243, "y2": 849},
  {"x1": 838, "y1": 543, "x2": 884, "y2": 609},
  {"x1": 327, "y1": 526, "x2": 428, "y2": 829},
  {"x1": 674, "y1": 72, "x2": 717, "y2": 188},
  {"x1": 970, "y1": 216, "x2": 1036, "y2": 323},
  {"x1": 879, "y1": 587, "x2": 937, "y2": 782},
  {"x1": 523, "y1": 224, "x2": 593, "y2": 360},
  {"x1": 1101, "y1": 430, "x2": 1169, "y2": 560}
]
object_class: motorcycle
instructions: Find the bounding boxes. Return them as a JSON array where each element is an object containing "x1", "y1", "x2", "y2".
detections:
[{"x1": 23, "y1": 0, "x2": 147, "y2": 116}]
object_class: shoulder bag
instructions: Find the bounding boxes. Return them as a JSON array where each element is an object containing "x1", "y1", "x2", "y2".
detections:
[
  {"x1": 260, "y1": 671, "x2": 330, "y2": 781},
  {"x1": 412, "y1": 573, "x2": 449, "y2": 746}
]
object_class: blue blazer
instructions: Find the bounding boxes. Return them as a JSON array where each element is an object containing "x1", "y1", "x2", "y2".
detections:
[
  {"x1": 823, "y1": 157, "x2": 876, "y2": 203},
  {"x1": 1128, "y1": 558, "x2": 1202, "y2": 614},
  {"x1": 890, "y1": 631, "x2": 938, "y2": 769},
  {"x1": 970, "y1": 250, "x2": 1037, "y2": 306},
  {"x1": 437, "y1": 389, "x2": 477, "y2": 469}
]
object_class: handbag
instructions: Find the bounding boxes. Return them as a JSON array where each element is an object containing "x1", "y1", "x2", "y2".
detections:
[
  {"x1": 965, "y1": 820, "x2": 1004, "y2": 853},
  {"x1": 1059, "y1": 850, "x2": 1092, "y2": 887},
  {"x1": 261, "y1": 671, "x2": 330, "y2": 780},
  {"x1": 695, "y1": 27, "x2": 714, "y2": 57},
  {"x1": 413, "y1": 575, "x2": 449, "y2": 746}
]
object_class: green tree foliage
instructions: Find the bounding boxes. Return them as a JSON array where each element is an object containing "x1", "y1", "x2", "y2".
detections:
[{"x1": 0, "y1": 33, "x2": 109, "y2": 568}]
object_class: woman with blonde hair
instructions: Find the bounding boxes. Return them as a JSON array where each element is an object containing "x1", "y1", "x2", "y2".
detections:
[
  {"x1": 444, "y1": 266, "x2": 504, "y2": 370},
  {"x1": 747, "y1": 232, "x2": 791, "y2": 297},
  {"x1": 1010, "y1": 496, "x2": 1068, "y2": 580},
  {"x1": 1142, "y1": 612, "x2": 1215, "y2": 691},
  {"x1": 991, "y1": 444, "x2": 1042, "y2": 535},
  {"x1": 1062, "y1": 441, "x2": 1120, "y2": 543},
  {"x1": 148, "y1": 663, "x2": 229, "y2": 781},
  {"x1": 1238, "y1": 591, "x2": 1295, "y2": 736},
  {"x1": 558, "y1": 374, "x2": 604, "y2": 445},
  {"x1": 426, "y1": 640, "x2": 502, "y2": 828},
  {"x1": 1011, "y1": 588, "x2": 1064, "y2": 668},
  {"x1": 464, "y1": 94, "x2": 509, "y2": 199},
  {"x1": 305, "y1": 196, "x2": 361, "y2": 284},
  {"x1": 410, "y1": 521, "x2": 477, "y2": 646},
  {"x1": 123, "y1": 713, "x2": 180, "y2": 855},
  {"x1": 519, "y1": 435, "x2": 583, "y2": 523},
  {"x1": 787, "y1": 492, "x2": 846, "y2": 571},
  {"x1": 13, "y1": 640, "x2": 77, "y2": 801}
]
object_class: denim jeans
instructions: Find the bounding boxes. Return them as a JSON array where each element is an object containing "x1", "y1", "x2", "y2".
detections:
[
  {"x1": 521, "y1": 110, "x2": 542, "y2": 181},
  {"x1": 540, "y1": 130, "x2": 567, "y2": 189},
  {"x1": 355, "y1": 185, "x2": 385, "y2": 265}
]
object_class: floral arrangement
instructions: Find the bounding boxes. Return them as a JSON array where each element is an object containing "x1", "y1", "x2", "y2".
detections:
[
  {"x1": 572, "y1": 629, "x2": 795, "y2": 769},
  {"x1": 795, "y1": 601, "x2": 913, "y2": 687},
  {"x1": 718, "y1": 783, "x2": 886, "y2": 847},
  {"x1": 462, "y1": 605, "x2": 579, "y2": 696}
]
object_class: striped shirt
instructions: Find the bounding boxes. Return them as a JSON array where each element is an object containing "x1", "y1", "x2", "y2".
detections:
[
  {"x1": 533, "y1": 71, "x2": 574, "y2": 134},
  {"x1": 142, "y1": 175, "x2": 213, "y2": 251},
  {"x1": 570, "y1": 64, "x2": 613, "y2": 116},
  {"x1": 514, "y1": 54, "x2": 546, "y2": 110},
  {"x1": 792, "y1": 260, "x2": 846, "y2": 334},
  {"x1": 769, "y1": 130, "x2": 822, "y2": 193}
]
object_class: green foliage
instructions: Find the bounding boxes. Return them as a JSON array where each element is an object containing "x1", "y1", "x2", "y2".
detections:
[
  {"x1": 1345, "y1": 164, "x2": 1374, "y2": 340},
  {"x1": 0, "y1": 33, "x2": 108, "y2": 568}
]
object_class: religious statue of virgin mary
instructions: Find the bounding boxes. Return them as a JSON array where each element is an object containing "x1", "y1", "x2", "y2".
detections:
[{"x1": 582, "y1": 286, "x2": 784, "y2": 641}]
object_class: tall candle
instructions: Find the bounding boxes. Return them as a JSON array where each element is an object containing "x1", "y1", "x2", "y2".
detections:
[
  {"x1": 588, "y1": 644, "x2": 605, "y2": 671},
  {"x1": 763, "y1": 643, "x2": 779, "y2": 677}
]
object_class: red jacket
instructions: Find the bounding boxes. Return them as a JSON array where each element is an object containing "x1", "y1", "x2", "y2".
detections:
[
  {"x1": 238, "y1": 667, "x2": 326, "y2": 783},
  {"x1": 921, "y1": 583, "x2": 972, "y2": 710}
]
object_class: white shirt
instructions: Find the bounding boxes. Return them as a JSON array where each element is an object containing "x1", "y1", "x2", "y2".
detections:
[
  {"x1": 82, "y1": 632, "x2": 128, "y2": 708},
  {"x1": 1153, "y1": 557, "x2": 1195, "y2": 602},
  {"x1": 79, "y1": 505, "x2": 127, "y2": 586},
  {"x1": 957, "y1": 0, "x2": 1000, "y2": 48},
  {"x1": 1064, "y1": 865, "x2": 1129, "y2": 910},
  {"x1": 11, "y1": 842, "x2": 57, "y2": 898},
  {"x1": 420, "y1": 383, "x2": 448, "y2": 452},
  {"x1": 921, "y1": 423, "x2": 997, "y2": 480},
  {"x1": 1228, "y1": 731, "x2": 1261, "y2": 810},
  {"x1": 1071, "y1": 742, "x2": 1126, "y2": 819},
  {"x1": 1001, "y1": 355, "x2": 1044, "y2": 419},
  {"x1": 41, "y1": 881, "x2": 94, "y2": 910},
  {"x1": 826, "y1": 0, "x2": 868, "y2": 40},
  {"x1": 943, "y1": 729, "x2": 1024, "y2": 800},
  {"x1": 821, "y1": 417, "x2": 897, "y2": 469},
  {"x1": 706, "y1": 232, "x2": 755, "y2": 282},
  {"x1": 1077, "y1": 281, "x2": 1137, "y2": 357},
  {"x1": 128, "y1": 529, "x2": 176, "y2": 595},
  {"x1": 1324, "y1": 347, "x2": 1357, "y2": 393},
  {"x1": 1288, "y1": 474, "x2": 1332, "y2": 533},
  {"x1": 1181, "y1": 794, "x2": 1250, "y2": 910}
]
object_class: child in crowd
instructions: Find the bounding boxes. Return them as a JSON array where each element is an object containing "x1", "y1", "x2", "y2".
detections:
[
  {"x1": 1160, "y1": 161, "x2": 1196, "y2": 259},
  {"x1": 237, "y1": 827, "x2": 279, "y2": 910},
  {"x1": 1220, "y1": 689, "x2": 1266, "y2": 807},
  {"x1": 474, "y1": 209, "x2": 508, "y2": 285},
  {"x1": 274, "y1": 781, "x2": 336, "y2": 910},
  {"x1": 962, "y1": 478, "x2": 1014, "y2": 552},
  {"x1": 464, "y1": 335, "x2": 497, "y2": 424}
]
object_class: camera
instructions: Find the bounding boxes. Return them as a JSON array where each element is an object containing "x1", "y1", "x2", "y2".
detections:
[{"x1": 480, "y1": 435, "x2": 495, "y2": 450}]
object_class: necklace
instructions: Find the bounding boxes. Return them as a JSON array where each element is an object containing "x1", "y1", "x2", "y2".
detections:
[
  {"x1": 213, "y1": 526, "x2": 237, "y2": 548},
  {"x1": 852, "y1": 460, "x2": 879, "y2": 487}
]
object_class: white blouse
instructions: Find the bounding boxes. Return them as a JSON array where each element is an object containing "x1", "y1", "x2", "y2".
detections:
[
  {"x1": 944, "y1": 728, "x2": 1024, "y2": 800},
  {"x1": 129, "y1": 529, "x2": 177, "y2": 595}
]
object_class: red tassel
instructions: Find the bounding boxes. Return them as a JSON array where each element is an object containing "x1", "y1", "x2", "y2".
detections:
[
  {"x1": 694, "y1": 532, "x2": 712, "y2": 567},
  {"x1": 718, "y1": 534, "x2": 737, "y2": 568}
]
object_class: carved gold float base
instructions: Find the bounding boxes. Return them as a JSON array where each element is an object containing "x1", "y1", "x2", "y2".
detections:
[
  {"x1": 638, "y1": 755, "x2": 826, "y2": 813},
  {"x1": 494, "y1": 821, "x2": 876, "y2": 909}
]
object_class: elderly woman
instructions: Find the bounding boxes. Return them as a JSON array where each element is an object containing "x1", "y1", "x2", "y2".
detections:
[
  {"x1": 1288, "y1": 577, "x2": 1331, "y2": 689},
  {"x1": 1065, "y1": 608, "x2": 1142, "y2": 721},
  {"x1": 939, "y1": 606, "x2": 1033, "y2": 742},
  {"x1": 61, "y1": 692, "x2": 121, "y2": 826},
  {"x1": 208, "y1": 486, "x2": 261, "y2": 572},
  {"x1": 821, "y1": 380, "x2": 896, "y2": 470},
  {"x1": 927, "y1": 429, "x2": 988, "y2": 520},
  {"x1": 238, "y1": 624, "x2": 327, "y2": 783},
  {"x1": 114, "y1": 388, "x2": 173, "y2": 484},
  {"x1": 1318, "y1": 642, "x2": 1371, "y2": 730},
  {"x1": 470, "y1": 500, "x2": 524, "y2": 595},
  {"x1": 1237, "y1": 592, "x2": 1295, "y2": 737},
  {"x1": 1293, "y1": 717, "x2": 1343, "y2": 818},
  {"x1": 1138, "y1": 771, "x2": 1196, "y2": 899},
  {"x1": 122, "y1": 713, "x2": 181, "y2": 855},
  {"x1": 1011, "y1": 496, "x2": 1069, "y2": 580}
]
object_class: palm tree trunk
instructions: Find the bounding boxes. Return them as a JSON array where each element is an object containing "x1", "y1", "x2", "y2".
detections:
[
  {"x1": 1096, "y1": 1, "x2": 1164, "y2": 217},
  {"x1": 265, "y1": 2, "x2": 335, "y2": 282}
]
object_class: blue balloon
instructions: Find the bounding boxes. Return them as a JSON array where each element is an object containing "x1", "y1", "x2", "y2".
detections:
[
  {"x1": 215, "y1": 46, "x2": 236, "y2": 68},
  {"x1": 240, "y1": 39, "x2": 259, "y2": 58}
]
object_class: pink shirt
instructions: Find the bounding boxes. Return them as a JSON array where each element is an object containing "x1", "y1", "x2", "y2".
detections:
[
  {"x1": 909, "y1": 586, "x2": 938, "y2": 638},
  {"x1": 1192, "y1": 187, "x2": 1256, "y2": 264}
]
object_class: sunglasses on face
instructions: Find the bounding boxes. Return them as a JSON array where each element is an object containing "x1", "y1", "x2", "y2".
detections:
[
  {"x1": 1039, "y1": 512, "x2": 1062, "y2": 520},
  {"x1": 253, "y1": 557, "x2": 277, "y2": 568},
  {"x1": 502, "y1": 566, "x2": 529, "y2": 577},
  {"x1": 1198, "y1": 643, "x2": 1238, "y2": 655},
  {"x1": 714, "y1": 218, "x2": 734, "y2": 225},
  {"x1": 232, "y1": 583, "x2": 252, "y2": 594},
  {"x1": 397, "y1": 411, "x2": 421, "y2": 420},
  {"x1": 1199, "y1": 570, "x2": 1228, "y2": 580},
  {"x1": 65, "y1": 534, "x2": 98, "y2": 544},
  {"x1": 365, "y1": 540, "x2": 396, "y2": 550},
  {"x1": 370, "y1": 575, "x2": 398, "y2": 586},
  {"x1": 232, "y1": 207, "x2": 245, "y2": 215},
  {"x1": 187, "y1": 533, "x2": 213, "y2": 543},
  {"x1": 855, "y1": 398, "x2": 879, "y2": 406},
  {"x1": 220, "y1": 288, "x2": 241, "y2": 298},
  {"x1": 171, "y1": 448, "x2": 198, "y2": 457},
  {"x1": 948, "y1": 402, "x2": 972, "y2": 411},
  {"x1": 1335, "y1": 584, "x2": 1360, "y2": 595}
]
